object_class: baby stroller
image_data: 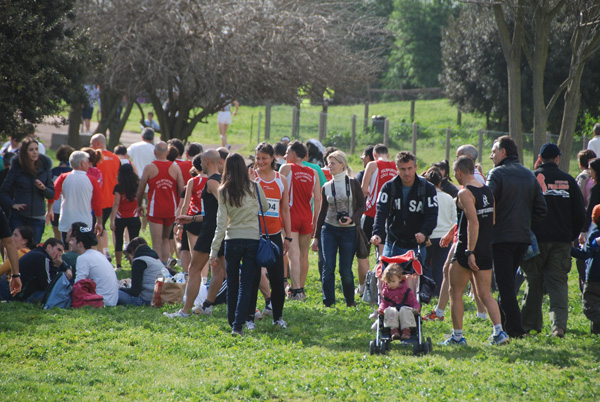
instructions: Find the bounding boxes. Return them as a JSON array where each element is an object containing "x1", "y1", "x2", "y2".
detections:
[{"x1": 368, "y1": 247, "x2": 433, "y2": 356}]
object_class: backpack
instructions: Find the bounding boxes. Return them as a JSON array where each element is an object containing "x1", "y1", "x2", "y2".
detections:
[
  {"x1": 72, "y1": 279, "x2": 104, "y2": 308},
  {"x1": 42, "y1": 272, "x2": 72, "y2": 309}
]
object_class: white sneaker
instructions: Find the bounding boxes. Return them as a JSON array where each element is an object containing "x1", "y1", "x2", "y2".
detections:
[
  {"x1": 192, "y1": 305, "x2": 213, "y2": 315},
  {"x1": 262, "y1": 306, "x2": 273, "y2": 317},
  {"x1": 245, "y1": 321, "x2": 256, "y2": 331},
  {"x1": 163, "y1": 309, "x2": 190, "y2": 318},
  {"x1": 254, "y1": 309, "x2": 263, "y2": 320},
  {"x1": 273, "y1": 319, "x2": 287, "y2": 329}
]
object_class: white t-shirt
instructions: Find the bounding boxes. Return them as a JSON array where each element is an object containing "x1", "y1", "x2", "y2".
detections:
[
  {"x1": 128, "y1": 141, "x2": 155, "y2": 179},
  {"x1": 75, "y1": 249, "x2": 119, "y2": 307},
  {"x1": 588, "y1": 137, "x2": 600, "y2": 159},
  {"x1": 431, "y1": 188, "x2": 457, "y2": 239}
]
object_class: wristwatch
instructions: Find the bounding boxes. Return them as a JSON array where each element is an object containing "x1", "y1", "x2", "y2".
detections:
[
  {"x1": 284, "y1": 237, "x2": 293, "y2": 242},
  {"x1": 464, "y1": 249, "x2": 474, "y2": 257}
]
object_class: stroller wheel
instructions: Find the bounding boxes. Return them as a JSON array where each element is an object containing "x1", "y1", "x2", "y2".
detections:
[
  {"x1": 379, "y1": 341, "x2": 387, "y2": 355},
  {"x1": 370, "y1": 340, "x2": 376, "y2": 355},
  {"x1": 385, "y1": 339, "x2": 391, "y2": 351},
  {"x1": 413, "y1": 342, "x2": 420, "y2": 356}
]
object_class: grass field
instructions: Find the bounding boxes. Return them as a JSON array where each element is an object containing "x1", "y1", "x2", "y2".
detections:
[{"x1": 1, "y1": 225, "x2": 599, "y2": 400}]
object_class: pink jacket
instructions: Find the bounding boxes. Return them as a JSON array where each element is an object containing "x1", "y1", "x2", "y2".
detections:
[{"x1": 379, "y1": 282, "x2": 420, "y2": 313}]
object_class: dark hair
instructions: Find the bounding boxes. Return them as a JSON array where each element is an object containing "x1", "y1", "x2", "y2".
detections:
[
  {"x1": 273, "y1": 142, "x2": 287, "y2": 157},
  {"x1": 14, "y1": 226, "x2": 35, "y2": 250},
  {"x1": 167, "y1": 146, "x2": 178, "y2": 162},
  {"x1": 288, "y1": 140, "x2": 307, "y2": 159},
  {"x1": 168, "y1": 139, "x2": 184, "y2": 157},
  {"x1": 81, "y1": 147, "x2": 102, "y2": 166},
  {"x1": 114, "y1": 145, "x2": 127, "y2": 156},
  {"x1": 453, "y1": 155, "x2": 475, "y2": 175},
  {"x1": 19, "y1": 137, "x2": 41, "y2": 176},
  {"x1": 323, "y1": 146, "x2": 338, "y2": 162},
  {"x1": 374, "y1": 144, "x2": 388, "y2": 155},
  {"x1": 56, "y1": 145, "x2": 75, "y2": 164},
  {"x1": 42, "y1": 238, "x2": 64, "y2": 250},
  {"x1": 220, "y1": 153, "x2": 253, "y2": 208},
  {"x1": 117, "y1": 163, "x2": 139, "y2": 202},
  {"x1": 3, "y1": 152, "x2": 15, "y2": 168},
  {"x1": 306, "y1": 141, "x2": 323, "y2": 165},
  {"x1": 395, "y1": 151, "x2": 416, "y2": 165},
  {"x1": 594, "y1": 123, "x2": 600, "y2": 136},
  {"x1": 424, "y1": 167, "x2": 443, "y2": 187},
  {"x1": 192, "y1": 154, "x2": 203, "y2": 172},
  {"x1": 255, "y1": 142, "x2": 276, "y2": 170},
  {"x1": 187, "y1": 143, "x2": 202, "y2": 158},
  {"x1": 590, "y1": 158, "x2": 600, "y2": 177},
  {"x1": 495, "y1": 135, "x2": 518, "y2": 157},
  {"x1": 433, "y1": 160, "x2": 452, "y2": 181},
  {"x1": 218, "y1": 149, "x2": 229, "y2": 160},
  {"x1": 72, "y1": 225, "x2": 97, "y2": 249},
  {"x1": 363, "y1": 145, "x2": 374, "y2": 160},
  {"x1": 578, "y1": 149, "x2": 596, "y2": 169},
  {"x1": 125, "y1": 236, "x2": 147, "y2": 256}
]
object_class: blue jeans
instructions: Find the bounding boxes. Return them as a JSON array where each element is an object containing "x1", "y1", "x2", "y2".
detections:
[
  {"x1": 118, "y1": 290, "x2": 151, "y2": 306},
  {"x1": 321, "y1": 223, "x2": 356, "y2": 306},
  {"x1": 225, "y1": 238, "x2": 260, "y2": 331},
  {"x1": 0, "y1": 278, "x2": 44, "y2": 303},
  {"x1": 9, "y1": 214, "x2": 45, "y2": 244}
]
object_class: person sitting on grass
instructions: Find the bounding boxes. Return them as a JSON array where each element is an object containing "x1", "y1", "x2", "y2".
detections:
[
  {"x1": 70, "y1": 223, "x2": 119, "y2": 307},
  {"x1": 0, "y1": 226, "x2": 36, "y2": 277},
  {"x1": 377, "y1": 263, "x2": 421, "y2": 340},
  {"x1": 118, "y1": 237, "x2": 164, "y2": 306}
]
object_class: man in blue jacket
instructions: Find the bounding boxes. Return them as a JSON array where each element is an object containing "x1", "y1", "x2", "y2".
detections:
[
  {"x1": 520, "y1": 143, "x2": 585, "y2": 338},
  {"x1": 371, "y1": 151, "x2": 438, "y2": 260}
]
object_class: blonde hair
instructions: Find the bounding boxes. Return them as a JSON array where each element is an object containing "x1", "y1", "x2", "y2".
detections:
[
  {"x1": 383, "y1": 263, "x2": 404, "y2": 283},
  {"x1": 327, "y1": 150, "x2": 352, "y2": 175}
]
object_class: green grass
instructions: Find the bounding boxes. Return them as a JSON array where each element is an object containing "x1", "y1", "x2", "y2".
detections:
[{"x1": 1, "y1": 220, "x2": 599, "y2": 400}]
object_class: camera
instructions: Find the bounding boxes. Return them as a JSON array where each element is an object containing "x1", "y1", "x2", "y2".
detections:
[{"x1": 336, "y1": 211, "x2": 349, "y2": 221}]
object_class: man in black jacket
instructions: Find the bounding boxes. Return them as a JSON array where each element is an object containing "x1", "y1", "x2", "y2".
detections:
[
  {"x1": 486, "y1": 136, "x2": 547, "y2": 338},
  {"x1": 520, "y1": 143, "x2": 585, "y2": 338},
  {"x1": 371, "y1": 151, "x2": 438, "y2": 259}
]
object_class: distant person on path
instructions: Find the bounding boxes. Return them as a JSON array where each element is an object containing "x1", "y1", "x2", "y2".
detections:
[
  {"x1": 441, "y1": 156, "x2": 508, "y2": 346},
  {"x1": 48, "y1": 151, "x2": 103, "y2": 242},
  {"x1": 141, "y1": 112, "x2": 160, "y2": 132},
  {"x1": 586, "y1": 123, "x2": 600, "y2": 158},
  {"x1": 279, "y1": 141, "x2": 321, "y2": 301},
  {"x1": 71, "y1": 224, "x2": 119, "y2": 306},
  {"x1": 0, "y1": 137, "x2": 54, "y2": 244},
  {"x1": 520, "y1": 143, "x2": 585, "y2": 338},
  {"x1": 486, "y1": 135, "x2": 547, "y2": 339},
  {"x1": 217, "y1": 98, "x2": 239, "y2": 148},
  {"x1": 137, "y1": 141, "x2": 184, "y2": 263}
]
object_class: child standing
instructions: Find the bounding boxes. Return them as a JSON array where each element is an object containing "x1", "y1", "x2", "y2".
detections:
[{"x1": 378, "y1": 263, "x2": 421, "y2": 340}]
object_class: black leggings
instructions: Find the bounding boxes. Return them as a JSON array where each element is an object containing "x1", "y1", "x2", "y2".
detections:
[
  {"x1": 114, "y1": 217, "x2": 141, "y2": 252},
  {"x1": 249, "y1": 233, "x2": 285, "y2": 321}
]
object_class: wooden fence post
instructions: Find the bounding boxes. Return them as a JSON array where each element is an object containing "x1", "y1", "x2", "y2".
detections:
[
  {"x1": 291, "y1": 107, "x2": 298, "y2": 138},
  {"x1": 412, "y1": 122, "x2": 418, "y2": 156},
  {"x1": 457, "y1": 110, "x2": 462, "y2": 126},
  {"x1": 478, "y1": 129, "x2": 483, "y2": 163},
  {"x1": 446, "y1": 127, "x2": 451, "y2": 162},
  {"x1": 383, "y1": 119, "x2": 389, "y2": 146},
  {"x1": 583, "y1": 134, "x2": 588, "y2": 150},
  {"x1": 264, "y1": 103, "x2": 271, "y2": 140},
  {"x1": 351, "y1": 115, "x2": 356, "y2": 155},
  {"x1": 364, "y1": 101, "x2": 369, "y2": 133},
  {"x1": 410, "y1": 100, "x2": 415, "y2": 122},
  {"x1": 257, "y1": 112, "x2": 262, "y2": 144}
]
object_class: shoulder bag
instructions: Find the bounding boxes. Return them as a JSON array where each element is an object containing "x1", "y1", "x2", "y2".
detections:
[{"x1": 255, "y1": 183, "x2": 281, "y2": 268}]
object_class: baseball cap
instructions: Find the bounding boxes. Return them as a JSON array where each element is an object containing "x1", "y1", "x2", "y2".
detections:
[{"x1": 540, "y1": 143, "x2": 561, "y2": 159}]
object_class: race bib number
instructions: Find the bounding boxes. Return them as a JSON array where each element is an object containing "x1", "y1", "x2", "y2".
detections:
[{"x1": 265, "y1": 198, "x2": 280, "y2": 218}]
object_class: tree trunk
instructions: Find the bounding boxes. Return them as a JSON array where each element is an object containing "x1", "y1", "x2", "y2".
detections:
[
  {"x1": 107, "y1": 98, "x2": 134, "y2": 150},
  {"x1": 67, "y1": 101, "x2": 83, "y2": 149},
  {"x1": 558, "y1": 62, "x2": 585, "y2": 172}
]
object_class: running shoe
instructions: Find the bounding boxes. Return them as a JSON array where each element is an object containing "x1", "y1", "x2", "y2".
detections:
[
  {"x1": 245, "y1": 321, "x2": 256, "y2": 331},
  {"x1": 192, "y1": 305, "x2": 213, "y2": 315},
  {"x1": 163, "y1": 309, "x2": 190, "y2": 318},
  {"x1": 491, "y1": 331, "x2": 509, "y2": 345},
  {"x1": 423, "y1": 310, "x2": 444, "y2": 322},
  {"x1": 262, "y1": 305, "x2": 273, "y2": 317},
  {"x1": 440, "y1": 336, "x2": 467, "y2": 346},
  {"x1": 231, "y1": 328, "x2": 243, "y2": 337},
  {"x1": 254, "y1": 309, "x2": 263, "y2": 321},
  {"x1": 273, "y1": 319, "x2": 288, "y2": 329}
]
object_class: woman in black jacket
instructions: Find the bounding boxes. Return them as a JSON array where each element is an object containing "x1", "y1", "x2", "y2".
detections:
[{"x1": 0, "y1": 137, "x2": 55, "y2": 243}]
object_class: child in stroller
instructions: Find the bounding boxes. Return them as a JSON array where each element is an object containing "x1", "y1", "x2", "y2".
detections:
[{"x1": 378, "y1": 263, "x2": 421, "y2": 340}]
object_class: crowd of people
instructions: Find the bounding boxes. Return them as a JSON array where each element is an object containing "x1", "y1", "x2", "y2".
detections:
[{"x1": 1, "y1": 122, "x2": 600, "y2": 341}]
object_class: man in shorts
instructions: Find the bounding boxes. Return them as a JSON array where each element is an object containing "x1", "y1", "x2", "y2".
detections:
[
  {"x1": 164, "y1": 149, "x2": 225, "y2": 318},
  {"x1": 441, "y1": 156, "x2": 508, "y2": 346},
  {"x1": 280, "y1": 141, "x2": 321, "y2": 300},
  {"x1": 91, "y1": 134, "x2": 121, "y2": 261},
  {"x1": 137, "y1": 141, "x2": 184, "y2": 263}
]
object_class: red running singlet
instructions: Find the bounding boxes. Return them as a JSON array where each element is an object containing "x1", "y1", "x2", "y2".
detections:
[
  {"x1": 364, "y1": 160, "x2": 397, "y2": 218},
  {"x1": 286, "y1": 163, "x2": 315, "y2": 225},
  {"x1": 187, "y1": 176, "x2": 208, "y2": 215},
  {"x1": 148, "y1": 161, "x2": 178, "y2": 218}
]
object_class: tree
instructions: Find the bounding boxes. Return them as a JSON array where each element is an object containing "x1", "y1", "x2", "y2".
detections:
[
  {"x1": 75, "y1": 0, "x2": 387, "y2": 145},
  {"x1": 384, "y1": 0, "x2": 457, "y2": 89},
  {"x1": 0, "y1": 0, "x2": 83, "y2": 137}
]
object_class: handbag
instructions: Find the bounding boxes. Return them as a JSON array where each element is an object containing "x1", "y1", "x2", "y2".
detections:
[
  {"x1": 151, "y1": 275, "x2": 186, "y2": 307},
  {"x1": 347, "y1": 179, "x2": 370, "y2": 259},
  {"x1": 255, "y1": 183, "x2": 281, "y2": 268}
]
